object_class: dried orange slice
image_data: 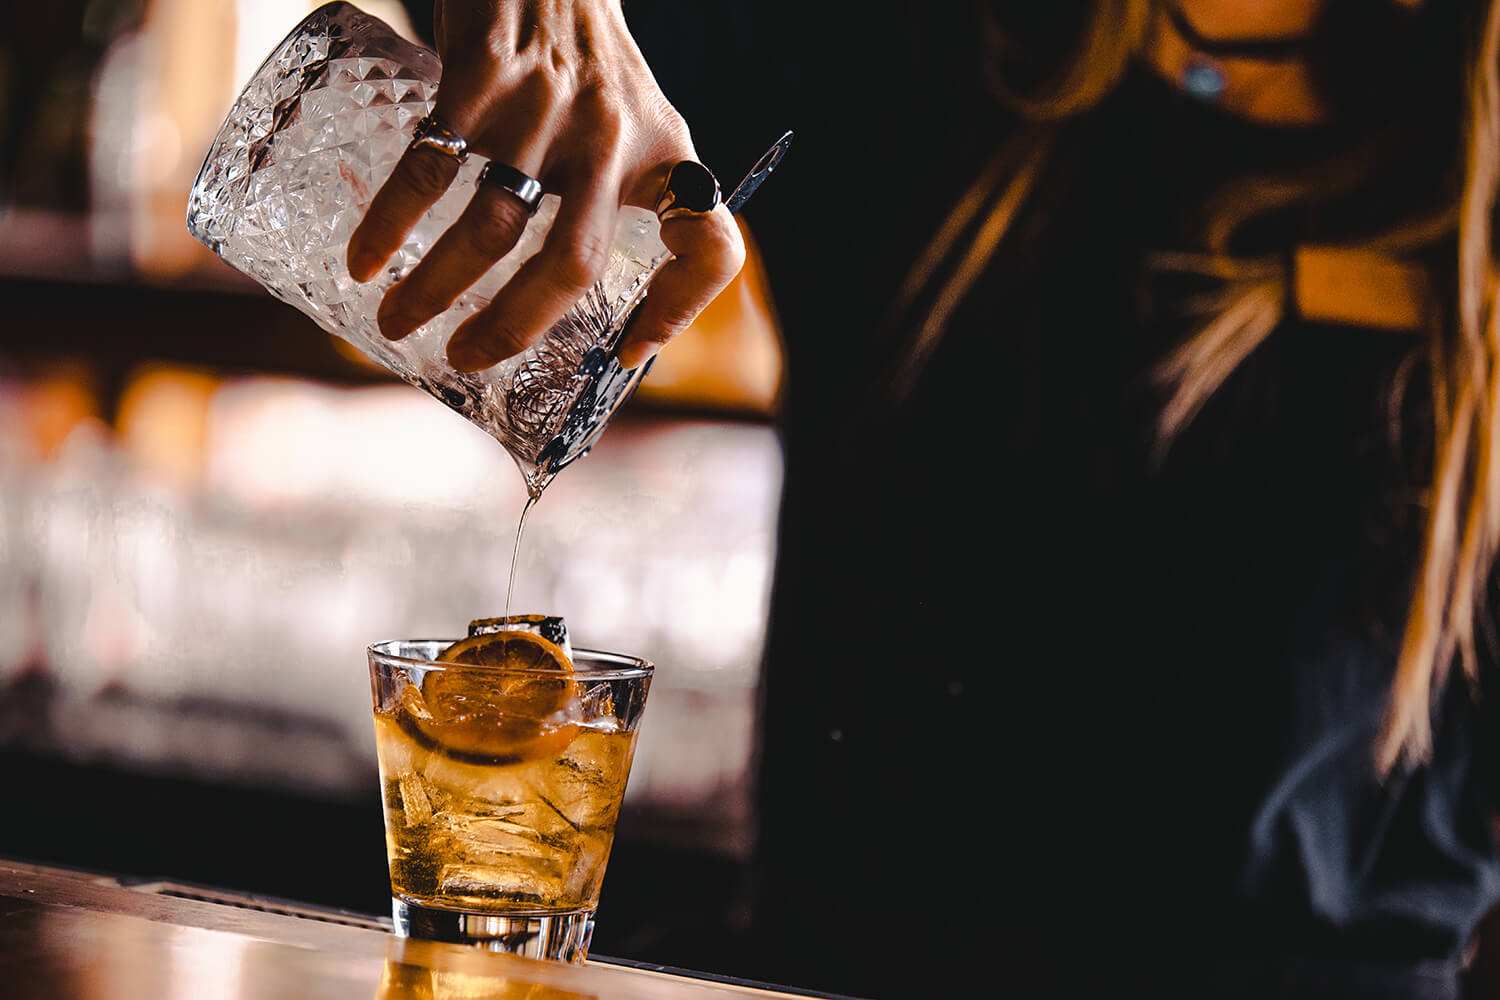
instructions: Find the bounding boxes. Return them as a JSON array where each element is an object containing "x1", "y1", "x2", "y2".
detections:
[
  {"x1": 438, "y1": 630, "x2": 571, "y2": 672},
  {"x1": 406, "y1": 631, "x2": 579, "y2": 763}
]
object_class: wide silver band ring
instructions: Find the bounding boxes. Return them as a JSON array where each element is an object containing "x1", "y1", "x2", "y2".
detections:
[
  {"x1": 656, "y1": 160, "x2": 721, "y2": 222},
  {"x1": 409, "y1": 114, "x2": 469, "y2": 163},
  {"x1": 478, "y1": 161, "x2": 544, "y2": 216}
]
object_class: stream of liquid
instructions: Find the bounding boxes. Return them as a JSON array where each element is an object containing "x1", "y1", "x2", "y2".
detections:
[{"x1": 503, "y1": 489, "x2": 542, "y2": 625}]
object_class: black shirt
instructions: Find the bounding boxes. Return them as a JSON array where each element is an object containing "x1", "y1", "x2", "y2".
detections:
[{"x1": 632, "y1": 3, "x2": 1500, "y2": 997}]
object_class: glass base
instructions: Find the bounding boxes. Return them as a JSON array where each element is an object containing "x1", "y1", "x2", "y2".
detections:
[{"x1": 391, "y1": 898, "x2": 595, "y2": 963}]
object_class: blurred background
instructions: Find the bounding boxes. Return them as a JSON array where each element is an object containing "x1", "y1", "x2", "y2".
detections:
[{"x1": 0, "y1": 0, "x2": 785, "y2": 968}]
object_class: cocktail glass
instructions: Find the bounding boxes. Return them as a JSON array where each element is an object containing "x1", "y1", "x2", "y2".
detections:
[{"x1": 367, "y1": 637, "x2": 652, "y2": 962}]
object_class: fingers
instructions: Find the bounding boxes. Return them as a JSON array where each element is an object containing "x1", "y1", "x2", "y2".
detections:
[
  {"x1": 447, "y1": 164, "x2": 623, "y2": 371},
  {"x1": 614, "y1": 206, "x2": 745, "y2": 370},
  {"x1": 374, "y1": 109, "x2": 549, "y2": 341},
  {"x1": 346, "y1": 84, "x2": 499, "y2": 283},
  {"x1": 442, "y1": 167, "x2": 746, "y2": 374},
  {"x1": 351, "y1": 0, "x2": 539, "y2": 284},
  {"x1": 375, "y1": 176, "x2": 539, "y2": 340},
  {"x1": 346, "y1": 136, "x2": 465, "y2": 282}
]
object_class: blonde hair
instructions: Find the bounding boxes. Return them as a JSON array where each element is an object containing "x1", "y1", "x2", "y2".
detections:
[{"x1": 897, "y1": 0, "x2": 1500, "y2": 774}]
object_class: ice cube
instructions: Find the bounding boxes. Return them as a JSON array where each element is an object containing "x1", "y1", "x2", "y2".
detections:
[
  {"x1": 439, "y1": 864, "x2": 543, "y2": 900},
  {"x1": 398, "y1": 773, "x2": 433, "y2": 827},
  {"x1": 564, "y1": 839, "x2": 609, "y2": 900},
  {"x1": 465, "y1": 615, "x2": 571, "y2": 660},
  {"x1": 373, "y1": 714, "x2": 418, "y2": 773},
  {"x1": 420, "y1": 751, "x2": 529, "y2": 803},
  {"x1": 575, "y1": 682, "x2": 616, "y2": 724},
  {"x1": 475, "y1": 800, "x2": 570, "y2": 837},
  {"x1": 465, "y1": 819, "x2": 543, "y2": 852},
  {"x1": 529, "y1": 734, "x2": 629, "y2": 831},
  {"x1": 438, "y1": 805, "x2": 570, "y2": 859}
]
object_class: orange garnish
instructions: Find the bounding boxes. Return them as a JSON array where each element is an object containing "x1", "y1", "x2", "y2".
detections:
[
  {"x1": 438, "y1": 630, "x2": 571, "y2": 672},
  {"x1": 405, "y1": 631, "x2": 578, "y2": 762}
]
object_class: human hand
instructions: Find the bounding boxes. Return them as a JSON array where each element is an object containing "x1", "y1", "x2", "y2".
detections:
[{"x1": 346, "y1": 0, "x2": 745, "y2": 372}]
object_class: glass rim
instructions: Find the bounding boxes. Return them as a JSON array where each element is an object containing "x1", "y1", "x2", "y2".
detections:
[{"x1": 367, "y1": 639, "x2": 653, "y2": 679}]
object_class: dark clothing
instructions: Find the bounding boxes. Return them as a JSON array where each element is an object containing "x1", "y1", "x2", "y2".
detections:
[{"x1": 634, "y1": 3, "x2": 1500, "y2": 997}]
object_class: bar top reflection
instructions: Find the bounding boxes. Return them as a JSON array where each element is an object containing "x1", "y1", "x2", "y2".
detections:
[{"x1": 0, "y1": 859, "x2": 839, "y2": 1000}]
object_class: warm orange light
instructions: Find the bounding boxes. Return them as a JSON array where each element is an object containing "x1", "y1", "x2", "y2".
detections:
[
  {"x1": 635, "y1": 218, "x2": 784, "y2": 417},
  {"x1": 15, "y1": 362, "x2": 102, "y2": 461},
  {"x1": 115, "y1": 365, "x2": 221, "y2": 490}
]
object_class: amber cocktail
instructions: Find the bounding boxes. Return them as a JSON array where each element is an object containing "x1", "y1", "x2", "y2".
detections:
[{"x1": 368, "y1": 629, "x2": 651, "y2": 962}]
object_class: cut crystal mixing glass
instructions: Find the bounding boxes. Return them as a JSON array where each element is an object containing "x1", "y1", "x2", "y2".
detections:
[{"x1": 188, "y1": 2, "x2": 681, "y2": 491}]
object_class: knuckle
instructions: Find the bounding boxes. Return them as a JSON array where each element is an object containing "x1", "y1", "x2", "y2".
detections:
[
  {"x1": 664, "y1": 214, "x2": 746, "y2": 282},
  {"x1": 358, "y1": 204, "x2": 402, "y2": 243},
  {"x1": 396, "y1": 280, "x2": 448, "y2": 318},
  {"x1": 591, "y1": 111, "x2": 626, "y2": 154},
  {"x1": 714, "y1": 226, "x2": 748, "y2": 278},
  {"x1": 623, "y1": 323, "x2": 683, "y2": 367},
  {"x1": 698, "y1": 215, "x2": 748, "y2": 277},
  {"x1": 547, "y1": 43, "x2": 572, "y2": 78},
  {"x1": 453, "y1": 319, "x2": 531, "y2": 368},
  {"x1": 462, "y1": 226, "x2": 515, "y2": 263},
  {"x1": 464, "y1": 202, "x2": 527, "y2": 259},
  {"x1": 487, "y1": 323, "x2": 533, "y2": 361},
  {"x1": 481, "y1": 29, "x2": 510, "y2": 66},
  {"x1": 645, "y1": 93, "x2": 691, "y2": 145},
  {"x1": 578, "y1": 83, "x2": 622, "y2": 130},
  {"x1": 653, "y1": 302, "x2": 703, "y2": 338},
  {"x1": 552, "y1": 229, "x2": 612, "y2": 290},
  {"x1": 403, "y1": 148, "x2": 458, "y2": 195},
  {"x1": 516, "y1": 66, "x2": 567, "y2": 118}
]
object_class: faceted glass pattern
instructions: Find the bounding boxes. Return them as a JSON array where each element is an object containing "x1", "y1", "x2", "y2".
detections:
[{"x1": 186, "y1": 2, "x2": 670, "y2": 485}]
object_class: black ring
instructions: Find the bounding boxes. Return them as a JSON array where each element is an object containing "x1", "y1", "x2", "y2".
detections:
[
  {"x1": 478, "y1": 161, "x2": 544, "y2": 216},
  {"x1": 656, "y1": 160, "x2": 721, "y2": 221}
]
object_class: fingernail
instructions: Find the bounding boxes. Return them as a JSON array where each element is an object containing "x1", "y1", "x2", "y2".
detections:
[
  {"x1": 377, "y1": 302, "x2": 415, "y2": 341},
  {"x1": 615, "y1": 344, "x2": 656, "y2": 371},
  {"x1": 447, "y1": 336, "x2": 492, "y2": 372},
  {"x1": 380, "y1": 317, "x2": 414, "y2": 341},
  {"x1": 348, "y1": 249, "x2": 381, "y2": 283}
]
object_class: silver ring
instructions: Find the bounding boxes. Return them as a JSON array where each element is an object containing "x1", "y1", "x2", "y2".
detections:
[
  {"x1": 410, "y1": 114, "x2": 469, "y2": 163},
  {"x1": 478, "y1": 161, "x2": 544, "y2": 216},
  {"x1": 656, "y1": 160, "x2": 721, "y2": 222}
]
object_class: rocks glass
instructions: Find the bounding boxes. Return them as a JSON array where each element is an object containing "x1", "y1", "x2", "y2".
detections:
[{"x1": 368, "y1": 635, "x2": 652, "y2": 961}]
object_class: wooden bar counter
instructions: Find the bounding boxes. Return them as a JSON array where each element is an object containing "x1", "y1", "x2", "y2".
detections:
[{"x1": 0, "y1": 859, "x2": 849, "y2": 1000}]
